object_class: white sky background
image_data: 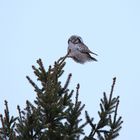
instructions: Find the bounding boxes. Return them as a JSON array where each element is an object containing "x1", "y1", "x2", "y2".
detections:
[{"x1": 0, "y1": 0, "x2": 140, "y2": 139}]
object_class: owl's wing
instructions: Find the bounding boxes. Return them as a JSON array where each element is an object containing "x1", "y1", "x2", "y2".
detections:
[{"x1": 78, "y1": 43, "x2": 98, "y2": 56}]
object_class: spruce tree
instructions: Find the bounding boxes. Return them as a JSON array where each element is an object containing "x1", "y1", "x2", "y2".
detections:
[{"x1": 0, "y1": 54, "x2": 123, "y2": 140}]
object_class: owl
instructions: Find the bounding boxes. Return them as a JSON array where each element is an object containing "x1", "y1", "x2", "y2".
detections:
[{"x1": 67, "y1": 35, "x2": 97, "y2": 64}]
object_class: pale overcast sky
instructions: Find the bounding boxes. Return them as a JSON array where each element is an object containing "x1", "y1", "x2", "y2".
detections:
[{"x1": 0, "y1": 0, "x2": 140, "y2": 139}]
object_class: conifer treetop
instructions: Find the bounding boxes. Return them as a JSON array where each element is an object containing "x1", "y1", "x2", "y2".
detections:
[{"x1": 0, "y1": 54, "x2": 123, "y2": 140}]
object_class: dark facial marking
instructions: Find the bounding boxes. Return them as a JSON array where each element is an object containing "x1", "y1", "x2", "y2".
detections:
[{"x1": 68, "y1": 36, "x2": 83, "y2": 44}]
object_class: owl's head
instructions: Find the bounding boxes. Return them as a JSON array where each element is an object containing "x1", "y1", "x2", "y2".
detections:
[{"x1": 68, "y1": 35, "x2": 83, "y2": 44}]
